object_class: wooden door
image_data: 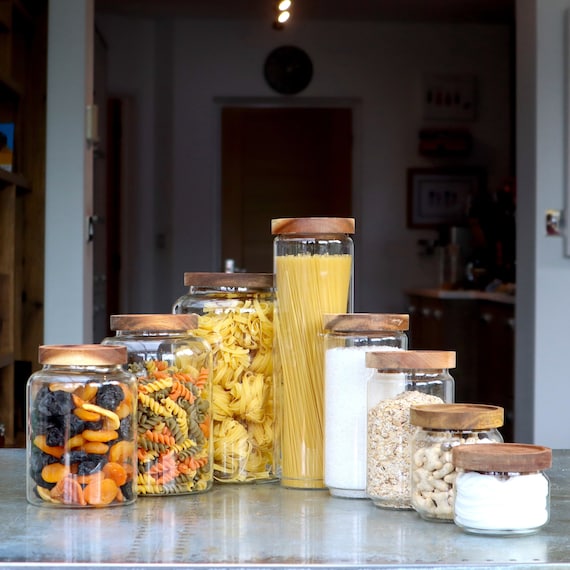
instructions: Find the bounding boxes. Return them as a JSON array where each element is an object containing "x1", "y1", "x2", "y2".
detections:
[{"x1": 221, "y1": 107, "x2": 352, "y2": 273}]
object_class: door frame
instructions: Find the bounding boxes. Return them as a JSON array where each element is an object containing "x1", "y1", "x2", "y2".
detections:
[{"x1": 213, "y1": 96, "x2": 363, "y2": 278}]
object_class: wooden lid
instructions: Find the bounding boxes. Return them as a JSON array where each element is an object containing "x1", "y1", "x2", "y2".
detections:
[
  {"x1": 110, "y1": 314, "x2": 198, "y2": 331},
  {"x1": 271, "y1": 217, "x2": 355, "y2": 235},
  {"x1": 38, "y1": 344, "x2": 127, "y2": 365},
  {"x1": 323, "y1": 313, "x2": 409, "y2": 332},
  {"x1": 452, "y1": 443, "x2": 552, "y2": 472},
  {"x1": 410, "y1": 403, "x2": 504, "y2": 429},
  {"x1": 365, "y1": 350, "x2": 456, "y2": 370},
  {"x1": 183, "y1": 272, "x2": 273, "y2": 288}
]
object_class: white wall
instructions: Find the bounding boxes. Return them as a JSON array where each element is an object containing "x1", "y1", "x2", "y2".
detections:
[
  {"x1": 45, "y1": 0, "x2": 94, "y2": 343},
  {"x1": 516, "y1": 0, "x2": 570, "y2": 447},
  {"x1": 95, "y1": 15, "x2": 512, "y2": 315}
]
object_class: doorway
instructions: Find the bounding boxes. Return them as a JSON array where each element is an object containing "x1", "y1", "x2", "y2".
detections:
[{"x1": 221, "y1": 106, "x2": 353, "y2": 273}]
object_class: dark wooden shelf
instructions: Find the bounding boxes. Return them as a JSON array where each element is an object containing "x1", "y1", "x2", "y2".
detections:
[{"x1": 0, "y1": 169, "x2": 30, "y2": 191}]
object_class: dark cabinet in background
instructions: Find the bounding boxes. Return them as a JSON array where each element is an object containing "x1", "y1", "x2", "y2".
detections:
[{"x1": 407, "y1": 289, "x2": 515, "y2": 442}]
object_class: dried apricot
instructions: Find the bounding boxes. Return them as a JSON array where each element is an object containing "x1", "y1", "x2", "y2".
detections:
[
  {"x1": 65, "y1": 434, "x2": 85, "y2": 449},
  {"x1": 82, "y1": 404, "x2": 120, "y2": 429},
  {"x1": 73, "y1": 407, "x2": 101, "y2": 422},
  {"x1": 103, "y1": 462, "x2": 128, "y2": 486},
  {"x1": 41, "y1": 462, "x2": 70, "y2": 484},
  {"x1": 84, "y1": 477, "x2": 118, "y2": 506},
  {"x1": 50, "y1": 476, "x2": 86, "y2": 506},
  {"x1": 109, "y1": 440, "x2": 135, "y2": 464},
  {"x1": 74, "y1": 384, "x2": 98, "y2": 402},
  {"x1": 75, "y1": 470, "x2": 105, "y2": 486},
  {"x1": 80, "y1": 441, "x2": 109, "y2": 455},
  {"x1": 115, "y1": 401, "x2": 131, "y2": 419},
  {"x1": 33, "y1": 434, "x2": 64, "y2": 459},
  {"x1": 81, "y1": 429, "x2": 118, "y2": 443}
]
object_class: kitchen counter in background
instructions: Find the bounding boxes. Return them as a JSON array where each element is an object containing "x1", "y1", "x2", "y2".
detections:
[
  {"x1": 0, "y1": 449, "x2": 569, "y2": 569},
  {"x1": 406, "y1": 288, "x2": 515, "y2": 441}
]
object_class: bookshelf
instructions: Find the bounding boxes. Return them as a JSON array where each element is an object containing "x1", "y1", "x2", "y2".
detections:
[{"x1": 0, "y1": 0, "x2": 46, "y2": 446}]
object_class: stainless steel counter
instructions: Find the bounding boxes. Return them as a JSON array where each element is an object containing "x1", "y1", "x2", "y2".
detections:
[{"x1": 1, "y1": 449, "x2": 569, "y2": 569}]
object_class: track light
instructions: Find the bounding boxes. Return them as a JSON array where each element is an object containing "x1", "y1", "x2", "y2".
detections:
[{"x1": 273, "y1": 0, "x2": 293, "y2": 30}]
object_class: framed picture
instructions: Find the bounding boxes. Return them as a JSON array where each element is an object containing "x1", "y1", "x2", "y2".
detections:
[{"x1": 406, "y1": 167, "x2": 484, "y2": 229}]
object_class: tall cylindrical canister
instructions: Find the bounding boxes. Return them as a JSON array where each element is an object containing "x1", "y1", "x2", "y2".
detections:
[
  {"x1": 323, "y1": 313, "x2": 409, "y2": 498},
  {"x1": 102, "y1": 314, "x2": 213, "y2": 495},
  {"x1": 365, "y1": 350, "x2": 455, "y2": 509},
  {"x1": 173, "y1": 272, "x2": 277, "y2": 483},
  {"x1": 272, "y1": 217, "x2": 355, "y2": 489},
  {"x1": 27, "y1": 344, "x2": 138, "y2": 508}
]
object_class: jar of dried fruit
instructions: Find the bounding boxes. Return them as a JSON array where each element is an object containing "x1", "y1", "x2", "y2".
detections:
[
  {"x1": 102, "y1": 314, "x2": 213, "y2": 495},
  {"x1": 365, "y1": 350, "x2": 455, "y2": 509},
  {"x1": 26, "y1": 344, "x2": 137, "y2": 508},
  {"x1": 173, "y1": 272, "x2": 277, "y2": 484}
]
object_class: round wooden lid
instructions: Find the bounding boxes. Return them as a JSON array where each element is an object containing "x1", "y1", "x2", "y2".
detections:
[
  {"x1": 365, "y1": 350, "x2": 456, "y2": 370},
  {"x1": 452, "y1": 443, "x2": 552, "y2": 472},
  {"x1": 323, "y1": 313, "x2": 409, "y2": 332},
  {"x1": 271, "y1": 217, "x2": 355, "y2": 235},
  {"x1": 183, "y1": 272, "x2": 273, "y2": 288},
  {"x1": 38, "y1": 344, "x2": 127, "y2": 365},
  {"x1": 410, "y1": 403, "x2": 504, "y2": 429},
  {"x1": 110, "y1": 314, "x2": 198, "y2": 332}
]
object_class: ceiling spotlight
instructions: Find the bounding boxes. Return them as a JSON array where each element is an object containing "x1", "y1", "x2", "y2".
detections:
[
  {"x1": 278, "y1": 0, "x2": 292, "y2": 11},
  {"x1": 277, "y1": 10, "x2": 290, "y2": 23}
]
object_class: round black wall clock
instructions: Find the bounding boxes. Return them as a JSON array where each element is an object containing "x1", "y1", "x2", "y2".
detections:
[{"x1": 263, "y1": 45, "x2": 313, "y2": 95}]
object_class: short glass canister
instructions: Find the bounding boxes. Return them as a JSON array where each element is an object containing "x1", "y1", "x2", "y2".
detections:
[
  {"x1": 323, "y1": 313, "x2": 409, "y2": 498},
  {"x1": 452, "y1": 443, "x2": 552, "y2": 536},
  {"x1": 409, "y1": 403, "x2": 504, "y2": 521},
  {"x1": 173, "y1": 271, "x2": 277, "y2": 483},
  {"x1": 102, "y1": 314, "x2": 213, "y2": 496},
  {"x1": 27, "y1": 344, "x2": 138, "y2": 508},
  {"x1": 272, "y1": 217, "x2": 355, "y2": 489},
  {"x1": 365, "y1": 350, "x2": 455, "y2": 509}
]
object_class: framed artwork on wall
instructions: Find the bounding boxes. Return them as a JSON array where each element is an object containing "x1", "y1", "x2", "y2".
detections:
[{"x1": 406, "y1": 167, "x2": 485, "y2": 229}]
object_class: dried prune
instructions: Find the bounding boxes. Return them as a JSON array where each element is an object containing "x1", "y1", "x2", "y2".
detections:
[
  {"x1": 117, "y1": 416, "x2": 132, "y2": 440},
  {"x1": 35, "y1": 388, "x2": 74, "y2": 417},
  {"x1": 120, "y1": 482, "x2": 134, "y2": 502},
  {"x1": 65, "y1": 452, "x2": 108, "y2": 476},
  {"x1": 30, "y1": 447, "x2": 60, "y2": 487},
  {"x1": 95, "y1": 384, "x2": 124, "y2": 411}
]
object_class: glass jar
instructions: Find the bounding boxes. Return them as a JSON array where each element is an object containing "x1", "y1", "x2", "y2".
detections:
[
  {"x1": 272, "y1": 217, "x2": 355, "y2": 489},
  {"x1": 102, "y1": 314, "x2": 213, "y2": 496},
  {"x1": 365, "y1": 350, "x2": 455, "y2": 509},
  {"x1": 323, "y1": 313, "x2": 409, "y2": 498},
  {"x1": 173, "y1": 271, "x2": 277, "y2": 484},
  {"x1": 410, "y1": 403, "x2": 504, "y2": 521},
  {"x1": 26, "y1": 344, "x2": 137, "y2": 508},
  {"x1": 453, "y1": 443, "x2": 552, "y2": 536}
]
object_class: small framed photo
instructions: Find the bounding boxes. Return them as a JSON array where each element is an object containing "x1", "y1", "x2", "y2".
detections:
[{"x1": 406, "y1": 167, "x2": 484, "y2": 229}]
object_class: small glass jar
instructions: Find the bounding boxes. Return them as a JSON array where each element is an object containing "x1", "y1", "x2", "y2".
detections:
[
  {"x1": 410, "y1": 403, "x2": 504, "y2": 521},
  {"x1": 102, "y1": 314, "x2": 213, "y2": 496},
  {"x1": 173, "y1": 272, "x2": 277, "y2": 484},
  {"x1": 27, "y1": 344, "x2": 137, "y2": 508},
  {"x1": 365, "y1": 350, "x2": 455, "y2": 509},
  {"x1": 453, "y1": 443, "x2": 552, "y2": 536},
  {"x1": 272, "y1": 217, "x2": 355, "y2": 490},
  {"x1": 323, "y1": 313, "x2": 409, "y2": 498}
]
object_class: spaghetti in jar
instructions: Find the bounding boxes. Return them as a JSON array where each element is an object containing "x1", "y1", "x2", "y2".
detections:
[
  {"x1": 173, "y1": 272, "x2": 277, "y2": 484},
  {"x1": 272, "y1": 217, "x2": 355, "y2": 489}
]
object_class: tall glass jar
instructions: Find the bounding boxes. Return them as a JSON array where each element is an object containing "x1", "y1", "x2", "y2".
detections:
[
  {"x1": 453, "y1": 443, "x2": 552, "y2": 536},
  {"x1": 173, "y1": 272, "x2": 277, "y2": 484},
  {"x1": 365, "y1": 350, "x2": 455, "y2": 509},
  {"x1": 323, "y1": 313, "x2": 408, "y2": 498},
  {"x1": 272, "y1": 217, "x2": 355, "y2": 489},
  {"x1": 102, "y1": 314, "x2": 213, "y2": 496},
  {"x1": 27, "y1": 344, "x2": 137, "y2": 508},
  {"x1": 410, "y1": 403, "x2": 504, "y2": 521}
]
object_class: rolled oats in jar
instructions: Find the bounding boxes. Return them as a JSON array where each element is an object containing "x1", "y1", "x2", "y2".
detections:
[
  {"x1": 365, "y1": 350, "x2": 455, "y2": 509},
  {"x1": 410, "y1": 403, "x2": 504, "y2": 521}
]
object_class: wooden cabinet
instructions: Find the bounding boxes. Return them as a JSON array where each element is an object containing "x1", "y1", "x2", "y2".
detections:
[
  {"x1": 407, "y1": 290, "x2": 515, "y2": 442},
  {"x1": 0, "y1": 0, "x2": 46, "y2": 446}
]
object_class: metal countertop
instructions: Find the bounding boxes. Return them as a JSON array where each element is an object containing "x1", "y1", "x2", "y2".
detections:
[{"x1": 0, "y1": 448, "x2": 569, "y2": 569}]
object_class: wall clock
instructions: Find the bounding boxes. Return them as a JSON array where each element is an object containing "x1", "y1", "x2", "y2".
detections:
[{"x1": 263, "y1": 46, "x2": 313, "y2": 95}]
